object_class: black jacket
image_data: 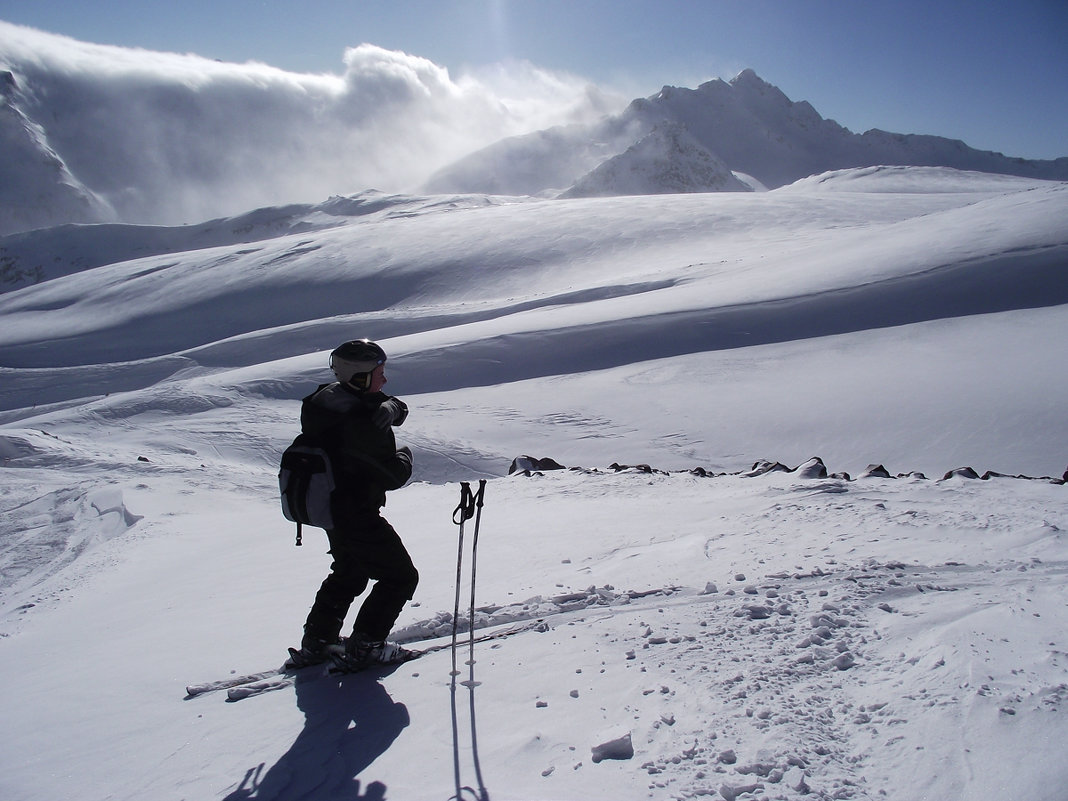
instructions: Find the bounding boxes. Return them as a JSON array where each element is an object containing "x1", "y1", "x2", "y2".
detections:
[{"x1": 300, "y1": 382, "x2": 413, "y2": 518}]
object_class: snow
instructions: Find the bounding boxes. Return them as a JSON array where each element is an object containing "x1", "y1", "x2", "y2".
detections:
[{"x1": 1, "y1": 166, "x2": 1067, "y2": 800}]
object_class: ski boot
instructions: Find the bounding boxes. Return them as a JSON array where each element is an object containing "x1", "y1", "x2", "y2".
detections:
[
  {"x1": 331, "y1": 635, "x2": 416, "y2": 673},
  {"x1": 286, "y1": 634, "x2": 343, "y2": 670}
]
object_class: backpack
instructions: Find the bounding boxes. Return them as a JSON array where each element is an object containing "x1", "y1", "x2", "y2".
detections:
[{"x1": 278, "y1": 433, "x2": 336, "y2": 546}]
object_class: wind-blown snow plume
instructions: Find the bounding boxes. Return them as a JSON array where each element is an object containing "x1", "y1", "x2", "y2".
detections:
[{"x1": 0, "y1": 21, "x2": 620, "y2": 233}]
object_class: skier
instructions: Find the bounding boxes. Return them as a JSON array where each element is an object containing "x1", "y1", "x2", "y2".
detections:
[{"x1": 288, "y1": 339, "x2": 418, "y2": 671}]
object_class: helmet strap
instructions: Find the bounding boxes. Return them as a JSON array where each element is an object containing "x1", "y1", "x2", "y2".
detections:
[{"x1": 347, "y1": 372, "x2": 372, "y2": 391}]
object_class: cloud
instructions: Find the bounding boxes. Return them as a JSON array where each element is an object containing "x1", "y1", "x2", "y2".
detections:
[{"x1": 0, "y1": 22, "x2": 624, "y2": 227}]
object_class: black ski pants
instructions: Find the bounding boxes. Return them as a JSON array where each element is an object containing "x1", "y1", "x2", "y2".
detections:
[{"x1": 304, "y1": 513, "x2": 419, "y2": 644}]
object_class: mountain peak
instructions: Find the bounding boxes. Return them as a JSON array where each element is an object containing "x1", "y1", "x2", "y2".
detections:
[
  {"x1": 691, "y1": 68, "x2": 768, "y2": 96},
  {"x1": 730, "y1": 67, "x2": 764, "y2": 86},
  {"x1": 559, "y1": 122, "x2": 751, "y2": 198}
]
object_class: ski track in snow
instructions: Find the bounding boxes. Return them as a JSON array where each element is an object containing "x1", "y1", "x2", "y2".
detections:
[
  {"x1": 156, "y1": 466, "x2": 1067, "y2": 801},
  {"x1": 203, "y1": 551, "x2": 1068, "y2": 800}
]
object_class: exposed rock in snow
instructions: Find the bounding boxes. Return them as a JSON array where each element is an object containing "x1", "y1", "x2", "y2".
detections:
[
  {"x1": 590, "y1": 731, "x2": 634, "y2": 763},
  {"x1": 794, "y1": 456, "x2": 829, "y2": 479},
  {"x1": 508, "y1": 454, "x2": 568, "y2": 474},
  {"x1": 859, "y1": 464, "x2": 892, "y2": 479}
]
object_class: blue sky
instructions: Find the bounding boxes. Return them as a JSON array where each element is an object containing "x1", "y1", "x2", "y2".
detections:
[{"x1": 2, "y1": 0, "x2": 1065, "y2": 159}]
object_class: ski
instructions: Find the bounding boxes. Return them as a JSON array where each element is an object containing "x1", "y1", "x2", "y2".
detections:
[
  {"x1": 185, "y1": 669, "x2": 290, "y2": 698},
  {"x1": 185, "y1": 619, "x2": 541, "y2": 702},
  {"x1": 184, "y1": 661, "x2": 325, "y2": 699},
  {"x1": 226, "y1": 675, "x2": 298, "y2": 701}
]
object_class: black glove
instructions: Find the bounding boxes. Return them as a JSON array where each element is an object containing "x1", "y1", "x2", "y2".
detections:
[{"x1": 373, "y1": 399, "x2": 403, "y2": 430}]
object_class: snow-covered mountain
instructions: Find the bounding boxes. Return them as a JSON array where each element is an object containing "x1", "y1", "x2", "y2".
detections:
[
  {"x1": 4, "y1": 14, "x2": 1068, "y2": 237},
  {"x1": 428, "y1": 69, "x2": 1068, "y2": 197},
  {"x1": 0, "y1": 69, "x2": 114, "y2": 235},
  {"x1": 559, "y1": 122, "x2": 754, "y2": 198},
  {"x1": 0, "y1": 21, "x2": 613, "y2": 237}
]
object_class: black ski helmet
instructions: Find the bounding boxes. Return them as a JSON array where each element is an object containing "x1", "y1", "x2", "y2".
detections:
[{"x1": 329, "y1": 339, "x2": 386, "y2": 388}]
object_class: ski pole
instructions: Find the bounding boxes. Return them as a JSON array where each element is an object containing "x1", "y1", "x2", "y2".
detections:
[
  {"x1": 449, "y1": 481, "x2": 490, "y2": 801},
  {"x1": 450, "y1": 482, "x2": 475, "y2": 800},
  {"x1": 464, "y1": 481, "x2": 487, "y2": 677},
  {"x1": 465, "y1": 481, "x2": 488, "y2": 800},
  {"x1": 451, "y1": 482, "x2": 476, "y2": 677}
]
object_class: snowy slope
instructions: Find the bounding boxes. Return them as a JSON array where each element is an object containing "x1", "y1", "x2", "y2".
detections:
[
  {"x1": 2, "y1": 169, "x2": 1066, "y2": 475},
  {"x1": 0, "y1": 191, "x2": 514, "y2": 295},
  {"x1": 1, "y1": 168, "x2": 1067, "y2": 801}
]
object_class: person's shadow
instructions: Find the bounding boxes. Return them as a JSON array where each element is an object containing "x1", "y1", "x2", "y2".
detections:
[{"x1": 222, "y1": 665, "x2": 410, "y2": 800}]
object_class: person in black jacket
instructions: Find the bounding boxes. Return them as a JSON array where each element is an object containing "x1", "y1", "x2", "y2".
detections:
[{"x1": 289, "y1": 339, "x2": 418, "y2": 671}]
